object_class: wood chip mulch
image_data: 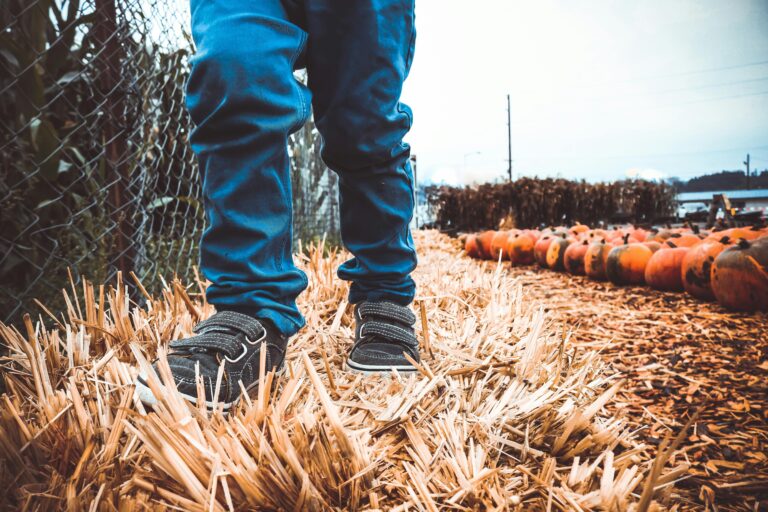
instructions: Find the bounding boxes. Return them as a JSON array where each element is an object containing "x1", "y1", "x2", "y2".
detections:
[{"x1": 488, "y1": 256, "x2": 768, "y2": 511}]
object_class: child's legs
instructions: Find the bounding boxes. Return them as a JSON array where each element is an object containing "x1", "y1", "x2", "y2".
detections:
[
  {"x1": 304, "y1": 0, "x2": 418, "y2": 306},
  {"x1": 186, "y1": 0, "x2": 311, "y2": 335}
]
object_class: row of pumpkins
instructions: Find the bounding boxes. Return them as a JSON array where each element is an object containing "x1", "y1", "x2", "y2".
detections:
[{"x1": 463, "y1": 224, "x2": 768, "y2": 312}]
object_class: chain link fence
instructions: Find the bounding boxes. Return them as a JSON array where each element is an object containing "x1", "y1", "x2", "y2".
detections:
[{"x1": 0, "y1": 0, "x2": 339, "y2": 324}]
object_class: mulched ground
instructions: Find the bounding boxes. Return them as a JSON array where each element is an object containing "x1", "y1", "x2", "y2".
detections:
[
  {"x1": 4, "y1": 231, "x2": 690, "y2": 511},
  {"x1": 2, "y1": 231, "x2": 765, "y2": 510},
  {"x1": 485, "y1": 259, "x2": 768, "y2": 510}
]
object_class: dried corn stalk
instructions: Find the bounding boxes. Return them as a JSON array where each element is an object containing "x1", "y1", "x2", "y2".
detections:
[{"x1": 427, "y1": 178, "x2": 676, "y2": 232}]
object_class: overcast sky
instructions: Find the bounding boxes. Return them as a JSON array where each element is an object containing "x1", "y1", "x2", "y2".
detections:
[{"x1": 401, "y1": 0, "x2": 768, "y2": 185}]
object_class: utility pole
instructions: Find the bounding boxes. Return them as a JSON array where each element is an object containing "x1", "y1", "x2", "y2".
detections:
[
  {"x1": 507, "y1": 94, "x2": 513, "y2": 182},
  {"x1": 744, "y1": 153, "x2": 750, "y2": 190}
]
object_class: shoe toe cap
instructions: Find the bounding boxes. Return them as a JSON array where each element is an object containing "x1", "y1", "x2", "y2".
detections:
[{"x1": 349, "y1": 341, "x2": 419, "y2": 370}]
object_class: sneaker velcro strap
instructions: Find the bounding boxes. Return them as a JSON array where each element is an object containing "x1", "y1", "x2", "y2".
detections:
[
  {"x1": 360, "y1": 320, "x2": 418, "y2": 348},
  {"x1": 193, "y1": 311, "x2": 265, "y2": 341},
  {"x1": 357, "y1": 302, "x2": 416, "y2": 326},
  {"x1": 169, "y1": 332, "x2": 245, "y2": 359}
]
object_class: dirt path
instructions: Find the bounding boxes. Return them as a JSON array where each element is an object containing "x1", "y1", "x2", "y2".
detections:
[{"x1": 468, "y1": 252, "x2": 768, "y2": 510}]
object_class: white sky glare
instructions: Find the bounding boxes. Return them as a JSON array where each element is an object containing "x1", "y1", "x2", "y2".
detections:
[{"x1": 401, "y1": 0, "x2": 768, "y2": 185}]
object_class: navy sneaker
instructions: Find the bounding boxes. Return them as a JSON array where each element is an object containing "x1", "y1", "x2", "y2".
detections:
[
  {"x1": 346, "y1": 301, "x2": 420, "y2": 374},
  {"x1": 136, "y1": 311, "x2": 287, "y2": 411}
]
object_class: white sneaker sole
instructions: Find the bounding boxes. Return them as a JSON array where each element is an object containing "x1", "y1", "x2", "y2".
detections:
[
  {"x1": 345, "y1": 360, "x2": 418, "y2": 375},
  {"x1": 134, "y1": 367, "x2": 284, "y2": 412}
]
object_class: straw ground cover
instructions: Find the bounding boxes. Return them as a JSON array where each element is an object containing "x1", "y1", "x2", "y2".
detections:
[{"x1": 1, "y1": 231, "x2": 687, "y2": 510}]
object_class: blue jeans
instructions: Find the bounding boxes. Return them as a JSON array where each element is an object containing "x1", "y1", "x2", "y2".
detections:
[{"x1": 186, "y1": 0, "x2": 417, "y2": 336}]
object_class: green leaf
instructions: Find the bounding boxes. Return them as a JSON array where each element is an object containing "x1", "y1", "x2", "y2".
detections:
[
  {"x1": 0, "y1": 48, "x2": 19, "y2": 69},
  {"x1": 29, "y1": 118, "x2": 41, "y2": 144},
  {"x1": 147, "y1": 197, "x2": 175, "y2": 210},
  {"x1": 58, "y1": 160, "x2": 72, "y2": 174},
  {"x1": 35, "y1": 198, "x2": 59, "y2": 210},
  {"x1": 67, "y1": 146, "x2": 86, "y2": 165},
  {"x1": 56, "y1": 71, "x2": 81, "y2": 86},
  {"x1": 29, "y1": 117, "x2": 61, "y2": 181}
]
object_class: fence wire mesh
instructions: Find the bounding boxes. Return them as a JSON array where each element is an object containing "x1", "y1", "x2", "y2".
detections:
[{"x1": 1, "y1": 0, "x2": 340, "y2": 324}]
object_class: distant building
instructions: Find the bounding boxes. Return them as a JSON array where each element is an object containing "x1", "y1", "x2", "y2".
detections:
[{"x1": 676, "y1": 189, "x2": 768, "y2": 218}]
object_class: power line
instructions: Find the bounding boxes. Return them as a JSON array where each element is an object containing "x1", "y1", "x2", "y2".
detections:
[
  {"x1": 520, "y1": 145, "x2": 768, "y2": 162},
  {"x1": 644, "y1": 59, "x2": 768, "y2": 79},
  {"x1": 571, "y1": 59, "x2": 768, "y2": 90},
  {"x1": 661, "y1": 89, "x2": 768, "y2": 107},
  {"x1": 640, "y1": 76, "x2": 768, "y2": 95},
  {"x1": 513, "y1": 78, "x2": 768, "y2": 111}
]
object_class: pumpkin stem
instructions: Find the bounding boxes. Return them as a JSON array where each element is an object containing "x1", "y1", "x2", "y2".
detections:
[
  {"x1": 667, "y1": 241, "x2": 678, "y2": 249},
  {"x1": 737, "y1": 238, "x2": 750, "y2": 249},
  {"x1": 719, "y1": 236, "x2": 731, "y2": 245},
  {"x1": 623, "y1": 233, "x2": 630, "y2": 244}
]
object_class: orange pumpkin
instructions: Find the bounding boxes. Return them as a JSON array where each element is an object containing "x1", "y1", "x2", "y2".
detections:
[
  {"x1": 708, "y1": 227, "x2": 764, "y2": 241},
  {"x1": 539, "y1": 227, "x2": 556, "y2": 237},
  {"x1": 606, "y1": 243, "x2": 654, "y2": 285},
  {"x1": 605, "y1": 229, "x2": 624, "y2": 243},
  {"x1": 476, "y1": 231, "x2": 496, "y2": 260},
  {"x1": 563, "y1": 240, "x2": 590, "y2": 275},
  {"x1": 646, "y1": 229, "x2": 673, "y2": 243},
  {"x1": 490, "y1": 230, "x2": 512, "y2": 260},
  {"x1": 587, "y1": 228, "x2": 608, "y2": 238},
  {"x1": 506, "y1": 231, "x2": 536, "y2": 265},
  {"x1": 666, "y1": 233, "x2": 702, "y2": 248},
  {"x1": 584, "y1": 241, "x2": 611, "y2": 281},
  {"x1": 523, "y1": 229, "x2": 541, "y2": 242},
  {"x1": 643, "y1": 241, "x2": 662, "y2": 253},
  {"x1": 545, "y1": 235, "x2": 575, "y2": 271},
  {"x1": 569, "y1": 223, "x2": 590, "y2": 236},
  {"x1": 632, "y1": 227, "x2": 650, "y2": 242},
  {"x1": 644, "y1": 244, "x2": 689, "y2": 291},
  {"x1": 465, "y1": 234, "x2": 482, "y2": 258},
  {"x1": 681, "y1": 236, "x2": 733, "y2": 301},
  {"x1": 534, "y1": 235, "x2": 555, "y2": 267},
  {"x1": 711, "y1": 238, "x2": 768, "y2": 312},
  {"x1": 609, "y1": 236, "x2": 627, "y2": 246},
  {"x1": 579, "y1": 230, "x2": 606, "y2": 244},
  {"x1": 610, "y1": 233, "x2": 642, "y2": 247}
]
